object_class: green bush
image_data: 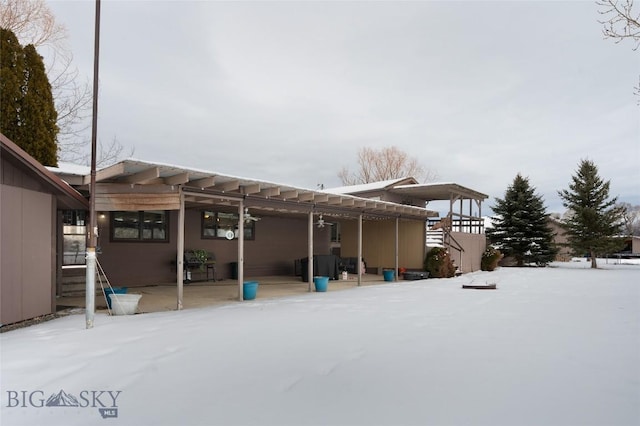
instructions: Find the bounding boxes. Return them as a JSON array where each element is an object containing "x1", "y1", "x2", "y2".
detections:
[
  {"x1": 424, "y1": 247, "x2": 456, "y2": 278},
  {"x1": 481, "y1": 246, "x2": 502, "y2": 271}
]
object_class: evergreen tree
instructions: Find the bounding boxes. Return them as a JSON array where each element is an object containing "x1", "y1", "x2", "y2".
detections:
[
  {"x1": 558, "y1": 159, "x2": 625, "y2": 268},
  {"x1": 0, "y1": 27, "x2": 24, "y2": 143},
  {"x1": 20, "y1": 44, "x2": 58, "y2": 165},
  {"x1": 487, "y1": 174, "x2": 557, "y2": 266},
  {"x1": 0, "y1": 27, "x2": 58, "y2": 165}
]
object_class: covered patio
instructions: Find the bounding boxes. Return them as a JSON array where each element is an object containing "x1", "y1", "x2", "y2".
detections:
[
  {"x1": 51, "y1": 159, "x2": 438, "y2": 311},
  {"x1": 57, "y1": 273, "x2": 409, "y2": 314}
]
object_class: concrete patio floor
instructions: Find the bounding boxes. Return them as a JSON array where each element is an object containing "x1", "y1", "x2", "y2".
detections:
[{"x1": 57, "y1": 274, "x2": 396, "y2": 314}]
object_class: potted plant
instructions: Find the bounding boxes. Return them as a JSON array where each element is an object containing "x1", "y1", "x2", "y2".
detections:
[{"x1": 191, "y1": 249, "x2": 209, "y2": 271}]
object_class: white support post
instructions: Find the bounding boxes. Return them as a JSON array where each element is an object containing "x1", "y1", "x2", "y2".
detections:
[
  {"x1": 238, "y1": 201, "x2": 244, "y2": 301},
  {"x1": 85, "y1": 248, "x2": 96, "y2": 328},
  {"x1": 395, "y1": 217, "x2": 399, "y2": 282},
  {"x1": 308, "y1": 211, "x2": 314, "y2": 292},
  {"x1": 177, "y1": 190, "x2": 185, "y2": 310},
  {"x1": 357, "y1": 214, "x2": 363, "y2": 286}
]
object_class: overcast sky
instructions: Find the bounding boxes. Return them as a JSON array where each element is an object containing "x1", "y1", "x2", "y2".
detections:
[{"x1": 46, "y1": 0, "x2": 638, "y2": 214}]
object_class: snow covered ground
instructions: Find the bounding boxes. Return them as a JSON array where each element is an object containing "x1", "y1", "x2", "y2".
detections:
[{"x1": 1, "y1": 259, "x2": 639, "y2": 426}]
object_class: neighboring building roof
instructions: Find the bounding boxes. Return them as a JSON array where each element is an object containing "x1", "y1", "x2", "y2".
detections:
[
  {"x1": 392, "y1": 182, "x2": 488, "y2": 202},
  {"x1": 325, "y1": 177, "x2": 418, "y2": 194},
  {"x1": 0, "y1": 133, "x2": 88, "y2": 210},
  {"x1": 326, "y1": 179, "x2": 488, "y2": 203}
]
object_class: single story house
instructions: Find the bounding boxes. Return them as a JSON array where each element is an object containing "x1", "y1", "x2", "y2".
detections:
[{"x1": 1, "y1": 133, "x2": 490, "y2": 325}]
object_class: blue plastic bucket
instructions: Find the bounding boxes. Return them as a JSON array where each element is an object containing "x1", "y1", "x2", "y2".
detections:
[
  {"x1": 104, "y1": 287, "x2": 128, "y2": 309},
  {"x1": 383, "y1": 270, "x2": 395, "y2": 282},
  {"x1": 243, "y1": 281, "x2": 259, "y2": 300},
  {"x1": 313, "y1": 276, "x2": 329, "y2": 292}
]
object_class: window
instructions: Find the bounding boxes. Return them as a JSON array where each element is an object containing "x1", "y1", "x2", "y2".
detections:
[
  {"x1": 330, "y1": 222, "x2": 341, "y2": 243},
  {"x1": 202, "y1": 211, "x2": 254, "y2": 240},
  {"x1": 112, "y1": 211, "x2": 168, "y2": 242},
  {"x1": 63, "y1": 210, "x2": 86, "y2": 265}
]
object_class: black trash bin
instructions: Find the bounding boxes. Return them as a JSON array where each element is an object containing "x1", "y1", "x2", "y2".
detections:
[{"x1": 230, "y1": 262, "x2": 238, "y2": 280}]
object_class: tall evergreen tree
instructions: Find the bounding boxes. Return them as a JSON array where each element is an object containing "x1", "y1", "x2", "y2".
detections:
[
  {"x1": 558, "y1": 159, "x2": 625, "y2": 268},
  {"x1": 20, "y1": 44, "x2": 58, "y2": 165},
  {"x1": 0, "y1": 27, "x2": 58, "y2": 165},
  {"x1": 0, "y1": 27, "x2": 24, "y2": 143},
  {"x1": 487, "y1": 174, "x2": 557, "y2": 266}
]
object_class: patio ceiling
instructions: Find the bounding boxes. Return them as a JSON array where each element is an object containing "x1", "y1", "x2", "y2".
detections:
[{"x1": 59, "y1": 159, "x2": 439, "y2": 221}]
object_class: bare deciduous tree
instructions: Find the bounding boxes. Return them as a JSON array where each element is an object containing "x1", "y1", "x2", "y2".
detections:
[
  {"x1": 0, "y1": 0, "x2": 65, "y2": 47},
  {"x1": 618, "y1": 202, "x2": 640, "y2": 236},
  {"x1": 1, "y1": 0, "x2": 91, "y2": 158},
  {"x1": 598, "y1": 0, "x2": 640, "y2": 49},
  {"x1": 597, "y1": 0, "x2": 639, "y2": 102},
  {"x1": 0, "y1": 0, "x2": 131, "y2": 164},
  {"x1": 338, "y1": 146, "x2": 437, "y2": 185}
]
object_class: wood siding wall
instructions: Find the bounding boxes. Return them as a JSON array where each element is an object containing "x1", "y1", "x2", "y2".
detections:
[
  {"x1": 1, "y1": 184, "x2": 56, "y2": 325},
  {"x1": 95, "y1": 184, "x2": 180, "y2": 211},
  {"x1": 447, "y1": 232, "x2": 486, "y2": 273}
]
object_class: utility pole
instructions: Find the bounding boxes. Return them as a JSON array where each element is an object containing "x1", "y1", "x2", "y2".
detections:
[{"x1": 86, "y1": 0, "x2": 101, "y2": 329}]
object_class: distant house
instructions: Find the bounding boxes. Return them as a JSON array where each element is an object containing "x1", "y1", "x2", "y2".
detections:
[
  {"x1": 619, "y1": 235, "x2": 640, "y2": 257},
  {"x1": 629, "y1": 236, "x2": 640, "y2": 255},
  {"x1": 1, "y1": 133, "x2": 88, "y2": 325},
  {"x1": 547, "y1": 216, "x2": 639, "y2": 261},
  {"x1": 548, "y1": 216, "x2": 572, "y2": 261}
]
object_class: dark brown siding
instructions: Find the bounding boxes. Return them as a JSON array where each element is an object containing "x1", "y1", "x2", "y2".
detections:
[
  {"x1": 2, "y1": 155, "x2": 51, "y2": 193},
  {"x1": 1, "y1": 184, "x2": 56, "y2": 324},
  {"x1": 95, "y1": 209, "x2": 332, "y2": 287}
]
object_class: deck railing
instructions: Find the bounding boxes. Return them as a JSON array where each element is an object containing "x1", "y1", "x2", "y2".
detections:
[{"x1": 427, "y1": 218, "x2": 485, "y2": 234}]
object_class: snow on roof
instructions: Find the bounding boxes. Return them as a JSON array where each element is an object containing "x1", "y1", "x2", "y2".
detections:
[
  {"x1": 324, "y1": 177, "x2": 413, "y2": 194},
  {"x1": 394, "y1": 182, "x2": 456, "y2": 190},
  {"x1": 46, "y1": 162, "x2": 91, "y2": 176},
  {"x1": 120, "y1": 157, "x2": 319, "y2": 191}
]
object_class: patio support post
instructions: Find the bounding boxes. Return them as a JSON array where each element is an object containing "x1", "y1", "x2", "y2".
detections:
[
  {"x1": 357, "y1": 213, "x2": 363, "y2": 286},
  {"x1": 307, "y1": 211, "x2": 313, "y2": 292},
  {"x1": 238, "y1": 200, "x2": 244, "y2": 301},
  {"x1": 395, "y1": 217, "x2": 399, "y2": 282},
  {"x1": 177, "y1": 190, "x2": 185, "y2": 310}
]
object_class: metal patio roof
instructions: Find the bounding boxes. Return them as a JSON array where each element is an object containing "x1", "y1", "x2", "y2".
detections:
[{"x1": 51, "y1": 158, "x2": 439, "y2": 221}]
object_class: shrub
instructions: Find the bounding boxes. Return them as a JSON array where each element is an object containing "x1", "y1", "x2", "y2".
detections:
[
  {"x1": 424, "y1": 247, "x2": 456, "y2": 278},
  {"x1": 481, "y1": 246, "x2": 502, "y2": 271}
]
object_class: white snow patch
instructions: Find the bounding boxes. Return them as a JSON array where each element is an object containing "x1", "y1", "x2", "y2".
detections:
[{"x1": 1, "y1": 261, "x2": 639, "y2": 425}]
